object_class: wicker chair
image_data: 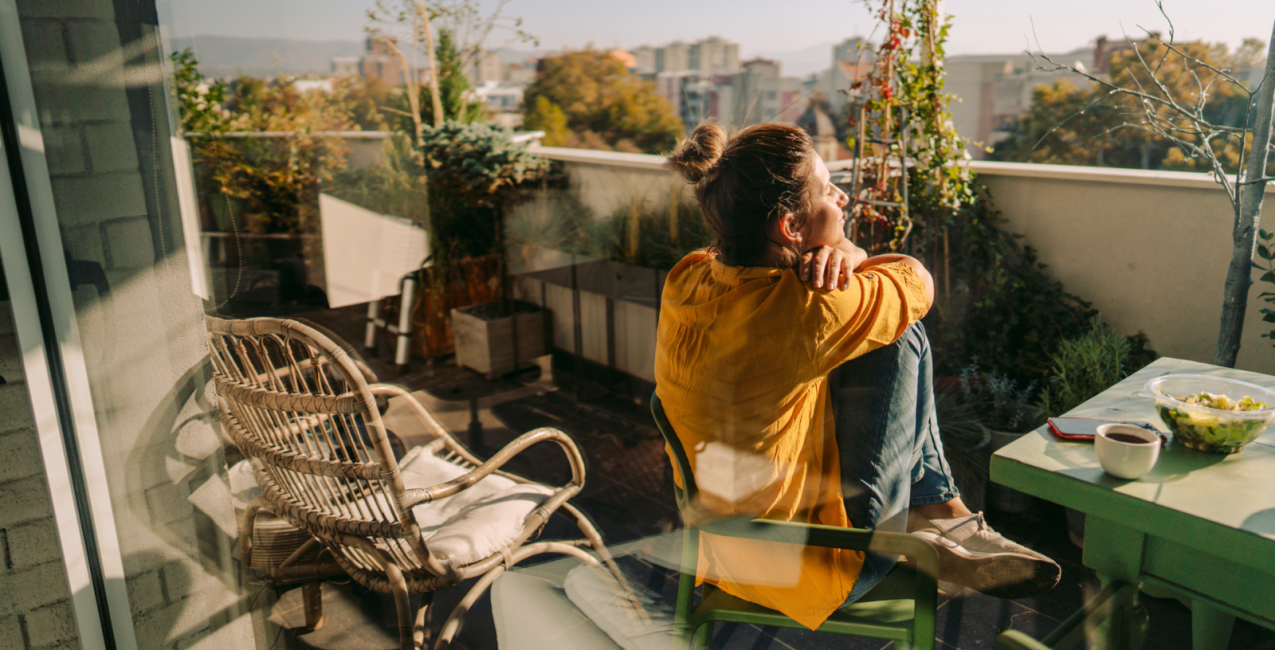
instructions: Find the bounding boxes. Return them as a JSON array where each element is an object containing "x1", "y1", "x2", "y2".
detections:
[
  {"x1": 238, "y1": 499, "x2": 343, "y2": 629},
  {"x1": 205, "y1": 315, "x2": 635, "y2": 650}
]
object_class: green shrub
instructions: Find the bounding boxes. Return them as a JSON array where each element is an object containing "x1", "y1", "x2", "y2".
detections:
[
  {"x1": 417, "y1": 121, "x2": 550, "y2": 261},
  {"x1": 1038, "y1": 315, "x2": 1143, "y2": 418},
  {"x1": 958, "y1": 359, "x2": 1041, "y2": 432},
  {"x1": 920, "y1": 186, "x2": 1098, "y2": 383}
]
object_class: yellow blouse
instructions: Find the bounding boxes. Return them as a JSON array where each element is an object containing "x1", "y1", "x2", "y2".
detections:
[{"x1": 654, "y1": 250, "x2": 930, "y2": 629}]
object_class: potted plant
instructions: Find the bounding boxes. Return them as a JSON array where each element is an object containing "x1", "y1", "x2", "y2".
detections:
[
  {"x1": 958, "y1": 360, "x2": 1042, "y2": 513},
  {"x1": 416, "y1": 121, "x2": 551, "y2": 378}
]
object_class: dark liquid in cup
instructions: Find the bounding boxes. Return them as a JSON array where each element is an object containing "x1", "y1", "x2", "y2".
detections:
[{"x1": 1106, "y1": 432, "x2": 1153, "y2": 444}]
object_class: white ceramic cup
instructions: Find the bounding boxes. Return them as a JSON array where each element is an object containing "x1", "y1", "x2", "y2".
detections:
[{"x1": 1095, "y1": 424, "x2": 1161, "y2": 479}]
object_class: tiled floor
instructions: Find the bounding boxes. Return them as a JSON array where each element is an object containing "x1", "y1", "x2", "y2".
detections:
[{"x1": 274, "y1": 305, "x2": 1275, "y2": 650}]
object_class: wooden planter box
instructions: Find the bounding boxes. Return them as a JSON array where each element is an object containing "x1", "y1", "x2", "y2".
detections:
[{"x1": 451, "y1": 302, "x2": 550, "y2": 379}]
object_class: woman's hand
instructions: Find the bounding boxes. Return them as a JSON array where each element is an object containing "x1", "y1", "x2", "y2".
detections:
[{"x1": 799, "y1": 245, "x2": 854, "y2": 290}]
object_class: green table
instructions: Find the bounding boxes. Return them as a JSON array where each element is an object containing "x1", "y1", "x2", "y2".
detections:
[{"x1": 990, "y1": 357, "x2": 1275, "y2": 650}]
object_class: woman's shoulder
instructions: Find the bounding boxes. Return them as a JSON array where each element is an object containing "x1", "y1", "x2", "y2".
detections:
[{"x1": 671, "y1": 249, "x2": 714, "y2": 272}]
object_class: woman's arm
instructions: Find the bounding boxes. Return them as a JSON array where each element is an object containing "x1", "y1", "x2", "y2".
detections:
[{"x1": 858, "y1": 254, "x2": 935, "y2": 305}]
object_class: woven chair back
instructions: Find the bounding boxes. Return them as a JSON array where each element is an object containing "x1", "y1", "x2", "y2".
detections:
[{"x1": 205, "y1": 315, "x2": 430, "y2": 576}]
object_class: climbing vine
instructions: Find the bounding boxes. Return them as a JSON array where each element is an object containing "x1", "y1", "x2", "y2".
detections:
[{"x1": 850, "y1": 0, "x2": 977, "y2": 254}]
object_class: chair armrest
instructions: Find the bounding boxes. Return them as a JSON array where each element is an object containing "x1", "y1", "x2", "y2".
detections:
[
  {"x1": 399, "y1": 427, "x2": 587, "y2": 509},
  {"x1": 698, "y1": 517, "x2": 940, "y2": 579}
]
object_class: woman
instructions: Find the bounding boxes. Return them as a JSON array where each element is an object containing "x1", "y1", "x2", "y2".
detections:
[{"x1": 654, "y1": 122, "x2": 1058, "y2": 630}]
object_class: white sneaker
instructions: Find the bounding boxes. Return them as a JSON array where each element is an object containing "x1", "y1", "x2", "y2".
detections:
[{"x1": 910, "y1": 513, "x2": 1061, "y2": 599}]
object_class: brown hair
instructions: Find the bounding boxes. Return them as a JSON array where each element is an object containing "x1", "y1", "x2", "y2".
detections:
[{"x1": 665, "y1": 121, "x2": 819, "y2": 267}]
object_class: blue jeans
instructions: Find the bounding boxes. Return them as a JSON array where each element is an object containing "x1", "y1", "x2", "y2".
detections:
[{"x1": 832, "y1": 322, "x2": 959, "y2": 605}]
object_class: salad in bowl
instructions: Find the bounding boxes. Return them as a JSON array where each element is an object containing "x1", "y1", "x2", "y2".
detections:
[{"x1": 1144, "y1": 374, "x2": 1275, "y2": 453}]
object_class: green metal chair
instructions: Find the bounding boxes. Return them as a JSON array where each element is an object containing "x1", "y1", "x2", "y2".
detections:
[
  {"x1": 995, "y1": 581, "x2": 1148, "y2": 650},
  {"x1": 650, "y1": 394, "x2": 940, "y2": 650}
]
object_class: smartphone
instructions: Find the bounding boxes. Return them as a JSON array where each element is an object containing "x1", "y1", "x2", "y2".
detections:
[{"x1": 1048, "y1": 417, "x2": 1166, "y2": 443}]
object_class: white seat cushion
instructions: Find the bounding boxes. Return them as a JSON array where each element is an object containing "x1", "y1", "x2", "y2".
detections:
[
  {"x1": 395, "y1": 446, "x2": 554, "y2": 567},
  {"x1": 491, "y1": 569, "x2": 624, "y2": 650},
  {"x1": 563, "y1": 563, "x2": 675, "y2": 650}
]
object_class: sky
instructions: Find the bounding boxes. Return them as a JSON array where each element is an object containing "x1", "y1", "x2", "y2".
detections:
[{"x1": 160, "y1": 0, "x2": 1274, "y2": 75}]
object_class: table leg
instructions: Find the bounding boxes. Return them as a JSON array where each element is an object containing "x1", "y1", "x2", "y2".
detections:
[{"x1": 1192, "y1": 602, "x2": 1235, "y2": 650}]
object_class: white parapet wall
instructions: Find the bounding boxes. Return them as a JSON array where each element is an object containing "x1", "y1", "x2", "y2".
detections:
[
  {"x1": 524, "y1": 147, "x2": 1275, "y2": 378},
  {"x1": 972, "y1": 161, "x2": 1275, "y2": 373}
]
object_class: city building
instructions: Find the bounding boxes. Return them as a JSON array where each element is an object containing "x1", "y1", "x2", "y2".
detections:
[
  {"x1": 466, "y1": 50, "x2": 504, "y2": 84},
  {"x1": 473, "y1": 80, "x2": 526, "y2": 113},
  {"x1": 823, "y1": 37, "x2": 875, "y2": 116},
  {"x1": 358, "y1": 34, "x2": 405, "y2": 86},
  {"x1": 728, "y1": 58, "x2": 804, "y2": 126},
  {"x1": 944, "y1": 47, "x2": 1094, "y2": 158},
  {"x1": 331, "y1": 56, "x2": 361, "y2": 77},
  {"x1": 609, "y1": 48, "x2": 637, "y2": 70},
  {"x1": 505, "y1": 61, "x2": 538, "y2": 85},
  {"x1": 633, "y1": 44, "x2": 657, "y2": 75},
  {"x1": 635, "y1": 36, "x2": 740, "y2": 76},
  {"x1": 655, "y1": 71, "x2": 715, "y2": 129},
  {"x1": 655, "y1": 40, "x2": 691, "y2": 74},
  {"x1": 688, "y1": 36, "x2": 740, "y2": 76}
]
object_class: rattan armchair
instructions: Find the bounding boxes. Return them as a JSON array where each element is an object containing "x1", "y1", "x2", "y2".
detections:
[{"x1": 205, "y1": 315, "x2": 634, "y2": 650}]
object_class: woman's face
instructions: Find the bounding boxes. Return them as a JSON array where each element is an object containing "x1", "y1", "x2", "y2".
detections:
[{"x1": 799, "y1": 156, "x2": 850, "y2": 250}]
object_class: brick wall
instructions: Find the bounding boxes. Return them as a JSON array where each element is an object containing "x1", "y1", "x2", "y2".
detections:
[
  {"x1": 3, "y1": 0, "x2": 262, "y2": 648},
  {"x1": 0, "y1": 301, "x2": 80, "y2": 650}
]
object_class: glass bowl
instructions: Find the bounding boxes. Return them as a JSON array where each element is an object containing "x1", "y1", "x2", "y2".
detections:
[{"x1": 1143, "y1": 374, "x2": 1275, "y2": 454}]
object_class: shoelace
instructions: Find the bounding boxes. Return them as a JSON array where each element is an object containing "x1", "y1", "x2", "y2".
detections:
[{"x1": 929, "y1": 513, "x2": 987, "y2": 548}]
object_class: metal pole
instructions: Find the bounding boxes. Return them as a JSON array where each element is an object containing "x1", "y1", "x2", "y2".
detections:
[
  {"x1": 395, "y1": 273, "x2": 416, "y2": 373},
  {"x1": 365, "y1": 298, "x2": 380, "y2": 352}
]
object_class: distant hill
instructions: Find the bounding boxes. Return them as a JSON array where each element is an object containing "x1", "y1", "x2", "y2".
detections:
[
  {"x1": 497, "y1": 48, "x2": 547, "y2": 66},
  {"x1": 749, "y1": 41, "x2": 838, "y2": 78},
  {"x1": 170, "y1": 36, "x2": 363, "y2": 78}
]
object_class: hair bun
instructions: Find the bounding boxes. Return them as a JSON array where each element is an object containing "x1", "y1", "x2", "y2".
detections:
[{"x1": 666, "y1": 121, "x2": 727, "y2": 183}]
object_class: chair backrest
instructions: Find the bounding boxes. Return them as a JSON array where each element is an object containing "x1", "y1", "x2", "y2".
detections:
[
  {"x1": 649, "y1": 394, "x2": 697, "y2": 514},
  {"x1": 204, "y1": 315, "x2": 430, "y2": 575}
]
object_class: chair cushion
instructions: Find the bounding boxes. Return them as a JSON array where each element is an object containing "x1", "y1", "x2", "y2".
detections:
[
  {"x1": 396, "y1": 446, "x2": 554, "y2": 567},
  {"x1": 491, "y1": 569, "x2": 624, "y2": 650},
  {"x1": 563, "y1": 563, "x2": 675, "y2": 650}
]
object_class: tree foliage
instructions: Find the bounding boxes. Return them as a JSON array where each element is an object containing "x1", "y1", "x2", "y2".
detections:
[
  {"x1": 1013, "y1": 11, "x2": 1275, "y2": 368},
  {"x1": 330, "y1": 75, "x2": 394, "y2": 131},
  {"x1": 417, "y1": 29, "x2": 485, "y2": 126},
  {"x1": 524, "y1": 96, "x2": 569, "y2": 146},
  {"x1": 171, "y1": 50, "x2": 356, "y2": 234},
  {"x1": 171, "y1": 49, "x2": 229, "y2": 135},
  {"x1": 523, "y1": 50, "x2": 683, "y2": 154},
  {"x1": 992, "y1": 39, "x2": 1260, "y2": 171}
]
